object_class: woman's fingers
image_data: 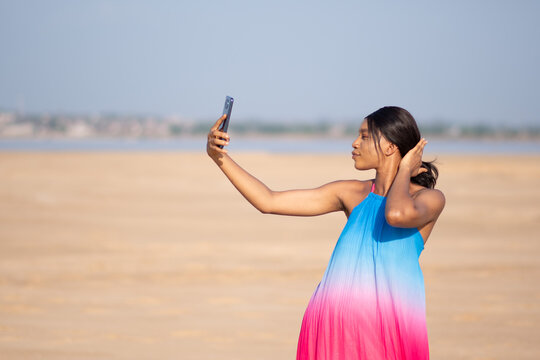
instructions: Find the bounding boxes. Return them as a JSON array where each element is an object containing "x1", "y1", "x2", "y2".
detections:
[
  {"x1": 207, "y1": 127, "x2": 230, "y2": 146},
  {"x1": 413, "y1": 138, "x2": 427, "y2": 154},
  {"x1": 211, "y1": 114, "x2": 227, "y2": 131},
  {"x1": 212, "y1": 129, "x2": 230, "y2": 140},
  {"x1": 213, "y1": 137, "x2": 229, "y2": 146},
  {"x1": 207, "y1": 115, "x2": 230, "y2": 157},
  {"x1": 209, "y1": 142, "x2": 228, "y2": 153}
]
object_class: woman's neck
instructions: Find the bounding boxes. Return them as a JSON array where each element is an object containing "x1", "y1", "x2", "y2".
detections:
[{"x1": 373, "y1": 155, "x2": 401, "y2": 197}]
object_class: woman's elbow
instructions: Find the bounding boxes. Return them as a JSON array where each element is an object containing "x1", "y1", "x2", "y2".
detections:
[
  {"x1": 386, "y1": 209, "x2": 425, "y2": 228},
  {"x1": 385, "y1": 209, "x2": 404, "y2": 227}
]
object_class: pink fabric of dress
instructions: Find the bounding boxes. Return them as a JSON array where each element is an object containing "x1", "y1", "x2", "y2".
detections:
[{"x1": 296, "y1": 181, "x2": 429, "y2": 359}]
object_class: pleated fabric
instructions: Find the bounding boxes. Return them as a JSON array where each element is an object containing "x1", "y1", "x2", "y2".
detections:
[{"x1": 296, "y1": 183, "x2": 429, "y2": 359}]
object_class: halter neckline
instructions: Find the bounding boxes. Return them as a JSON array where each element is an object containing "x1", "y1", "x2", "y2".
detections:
[{"x1": 371, "y1": 180, "x2": 386, "y2": 198}]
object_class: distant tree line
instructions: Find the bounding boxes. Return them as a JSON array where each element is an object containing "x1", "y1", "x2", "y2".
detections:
[{"x1": 0, "y1": 111, "x2": 538, "y2": 139}]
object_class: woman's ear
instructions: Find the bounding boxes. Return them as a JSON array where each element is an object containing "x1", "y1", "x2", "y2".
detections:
[{"x1": 385, "y1": 142, "x2": 399, "y2": 156}]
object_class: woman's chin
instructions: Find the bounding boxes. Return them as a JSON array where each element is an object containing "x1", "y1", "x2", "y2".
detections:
[{"x1": 353, "y1": 162, "x2": 370, "y2": 171}]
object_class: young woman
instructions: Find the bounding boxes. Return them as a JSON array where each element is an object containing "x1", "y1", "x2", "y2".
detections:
[{"x1": 206, "y1": 106, "x2": 445, "y2": 360}]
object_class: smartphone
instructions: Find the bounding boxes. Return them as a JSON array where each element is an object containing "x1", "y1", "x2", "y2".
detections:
[{"x1": 217, "y1": 96, "x2": 234, "y2": 149}]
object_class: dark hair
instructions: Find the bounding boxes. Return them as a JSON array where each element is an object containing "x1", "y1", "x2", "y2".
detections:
[{"x1": 365, "y1": 106, "x2": 439, "y2": 189}]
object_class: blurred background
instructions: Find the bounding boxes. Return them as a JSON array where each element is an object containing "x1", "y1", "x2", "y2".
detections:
[
  {"x1": 0, "y1": 1, "x2": 539, "y2": 359},
  {"x1": 1, "y1": 0, "x2": 540, "y2": 146}
]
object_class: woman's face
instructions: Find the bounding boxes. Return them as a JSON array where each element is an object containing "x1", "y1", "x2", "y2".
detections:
[{"x1": 351, "y1": 118, "x2": 388, "y2": 170}]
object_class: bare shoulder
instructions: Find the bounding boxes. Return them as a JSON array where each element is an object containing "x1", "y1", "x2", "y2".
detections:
[
  {"x1": 319, "y1": 179, "x2": 368, "y2": 200},
  {"x1": 333, "y1": 179, "x2": 373, "y2": 216},
  {"x1": 334, "y1": 179, "x2": 372, "y2": 195},
  {"x1": 413, "y1": 187, "x2": 446, "y2": 216}
]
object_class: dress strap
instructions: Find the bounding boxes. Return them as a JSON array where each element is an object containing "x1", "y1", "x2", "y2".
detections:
[{"x1": 371, "y1": 181, "x2": 376, "y2": 193}]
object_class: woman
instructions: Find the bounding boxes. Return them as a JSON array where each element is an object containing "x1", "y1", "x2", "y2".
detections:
[{"x1": 206, "y1": 106, "x2": 445, "y2": 360}]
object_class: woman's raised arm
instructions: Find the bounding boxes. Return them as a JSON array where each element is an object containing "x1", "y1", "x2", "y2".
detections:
[{"x1": 207, "y1": 115, "x2": 345, "y2": 216}]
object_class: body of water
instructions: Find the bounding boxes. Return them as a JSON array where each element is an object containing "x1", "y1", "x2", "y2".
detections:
[{"x1": 0, "y1": 137, "x2": 539, "y2": 154}]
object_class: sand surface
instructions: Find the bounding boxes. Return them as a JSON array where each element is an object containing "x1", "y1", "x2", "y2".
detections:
[{"x1": 0, "y1": 150, "x2": 539, "y2": 359}]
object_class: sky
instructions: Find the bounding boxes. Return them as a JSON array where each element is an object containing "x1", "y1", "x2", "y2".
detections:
[{"x1": 1, "y1": 0, "x2": 539, "y2": 125}]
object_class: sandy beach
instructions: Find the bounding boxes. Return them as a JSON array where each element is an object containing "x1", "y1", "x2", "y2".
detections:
[{"x1": 0, "y1": 150, "x2": 539, "y2": 359}]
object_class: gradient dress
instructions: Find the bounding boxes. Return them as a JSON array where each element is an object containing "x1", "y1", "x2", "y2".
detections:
[{"x1": 296, "y1": 181, "x2": 429, "y2": 359}]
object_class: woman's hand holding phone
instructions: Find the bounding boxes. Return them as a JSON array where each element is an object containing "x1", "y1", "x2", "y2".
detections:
[
  {"x1": 206, "y1": 114, "x2": 230, "y2": 160},
  {"x1": 207, "y1": 96, "x2": 233, "y2": 161}
]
